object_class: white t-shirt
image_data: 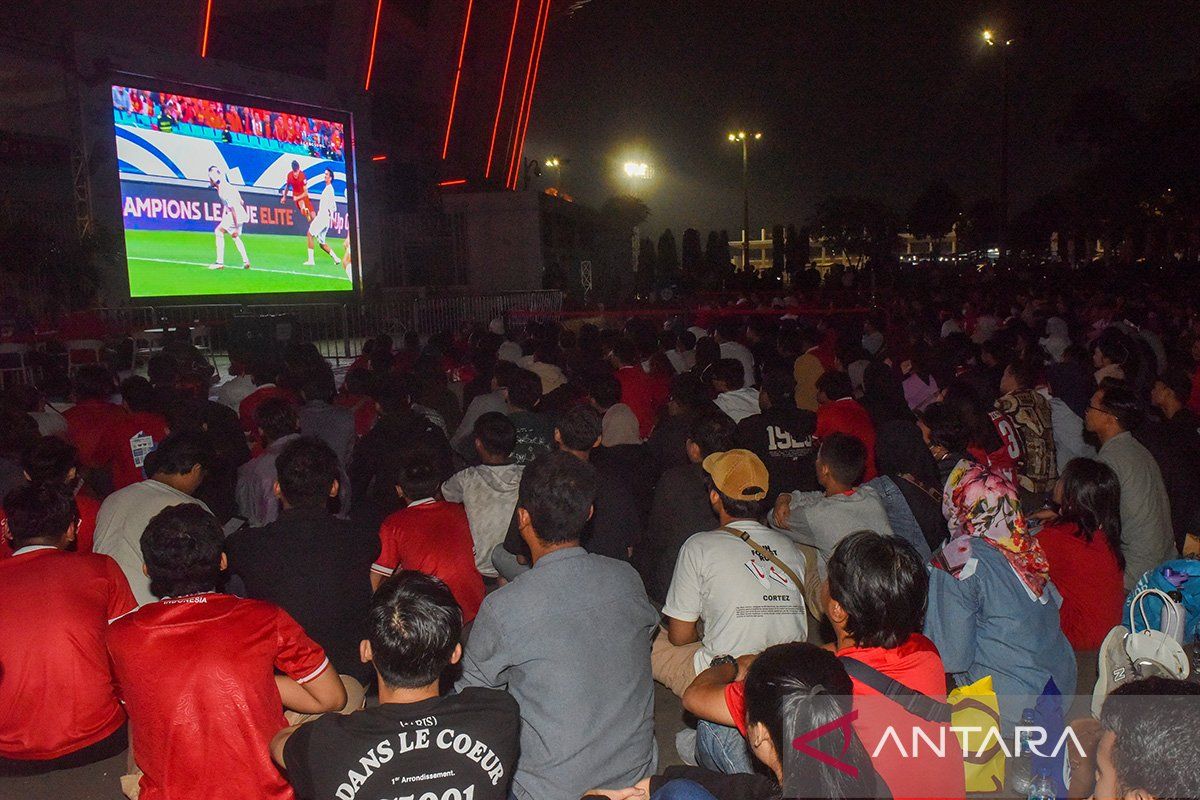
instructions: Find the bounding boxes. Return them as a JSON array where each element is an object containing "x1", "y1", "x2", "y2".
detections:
[
  {"x1": 719, "y1": 340, "x2": 756, "y2": 389},
  {"x1": 663, "y1": 519, "x2": 807, "y2": 673}
]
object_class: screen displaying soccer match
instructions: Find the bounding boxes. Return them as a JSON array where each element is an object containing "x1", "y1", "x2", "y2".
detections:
[{"x1": 112, "y1": 84, "x2": 356, "y2": 297}]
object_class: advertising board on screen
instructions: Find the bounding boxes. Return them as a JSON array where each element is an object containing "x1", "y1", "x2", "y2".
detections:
[{"x1": 112, "y1": 84, "x2": 356, "y2": 297}]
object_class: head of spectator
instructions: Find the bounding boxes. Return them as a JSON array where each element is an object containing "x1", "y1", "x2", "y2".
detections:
[
  {"x1": 702, "y1": 448, "x2": 771, "y2": 524},
  {"x1": 918, "y1": 401, "x2": 971, "y2": 460},
  {"x1": 254, "y1": 397, "x2": 300, "y2": 448},
  {"x1": 21, "y1": 436, "x2": 80, "y2": 487},
  {"x1": 1150, "y1": 367, "x2": 1191, "y2": 420},
  {"x1": 1096, "y1": 678, "x2": 1200, "y2": 800},
  {"x1": 675, "y1": 329, "x2": 697, "y2": 355},
  {"x1": 713, "y1": 318, "x2": 742, "y2": 345},
  {"x1": 694, "y1": 336, "x2": 721, "y2": 376},
  {"x1": 249, "y1": 354, "x2": 282, "y2": 387},
  {"x1": 393, "y1": 453, "x2": 443, "y2": 505},
  {"x1": 685, "y1": 410, "x2": 737, "y2": 465},
  {"x1": 1055, "y1": 457, "x2": 1125, "y2": 571},
  {"x1": 860, "y1": 361, "x2": 911, "y2": 420},
  {"x1": 342, "y1": 368, "x2": 375, "y2": 398},
  {"x1": 146, "y1": 353, "x2": 179, "y2": 391},
  {"x1": 274, "y1": 437, "x2": 339, "y2": 512},
  {"x1": 608, "y1": 338, "x2": 640, "y2": 370},
  {"x1": 708, "y1": 358, "x2": 745, "y2": 395},
  {"x1": 743, "y1": 642, "x2": 876, "y2": 797},
  {"x1": 473, "y1": 412, "x2": 516, "y2": 466},
  {"x1": 2, "y1": 483, "x2": 76, "y2": 552},
  {"x1": 586, "y1": 372, "x2": 623, "y2": 414},
  {"x1": 143, "y1": 431, "x2": 212, "y2": 497},
  {"x1": 999, "y1": 358, "x2": 1039, "y2": 395},
  {"x1": 140, "y1": 503, "x2": 224, "y2": 600},
  {"x1": 555, "y1": 405, "x2": 602, "y2": 461},
  {"x1": 667, "y1": 372, "x2": 712, "y2": 417},
  {"x1": 300, "y1": 370, "x2": 338, "y2": 405},
  {"x1": 1085, "y1": 383, "x2": 1144, "y2": 445},
  {"x1": 505, "y1": 368, "x2": 542, "y2": 413},
  {"x1": 815, "y1": 370, "x2": 853, "y2": 405},
  {"x1": 826, "y1": 530, "x2": 927, "y2": 650},
  {"x1": 759, "y1": 370, "x2": 798, "y2": 412},
  {"x1": 120, "y1": 375, "x2": 159, "y2": 414},
  {"x1": 363, "y1": 571, "x2": 463, "y2": 698},
  {"x1": 814, "y1": 432, "x2": 867, "y2": 493},
  {"x1": 1093, "y1": 335, "x2": 1130, "y2": 373},
  {"x1": 515, "y1": 450, "x2": 597, "y2": 562},
  {"x1": 73, "y1": 364, "x2": 115, "y2": 403}
]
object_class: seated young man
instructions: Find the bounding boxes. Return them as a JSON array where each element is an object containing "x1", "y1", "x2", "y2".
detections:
[
  {"x1": 107, "y1": 504, "x2": 347, "y2": 800},
  {"x1": 710, "y1": 358, "x2": 761, "y2": 424},
  {"x1": 440, "y1": 412, "x2": 525, "y2": 580},
  {"x1": 1093, "y1": 677, "x2": 1200, "y2": 800},
  {"x1": 272, "y1": 571, "x2": 519, "y2": 799},
  {"x1": 227, "y1": 437, "x2": 379, "y2": 693},
  {"x1": 771, "y1": 432, "x2": 893, "y2": 612},
  {"x1": 654, "y1": 449, "x2": 807, "y2": 698},
  {"x1": 684, "y1": 531, "x2": 964, "y2": 800},
  {"x1": 1, "y1": 436, "x2": 100, "y2": 558},
  {"x1": 98, "y1": 375, "x2": 170, "y2": 491},
  {"x1": 0, "y1": 484, "x2": 136, "y2": 772},
  {"x1": 372, "y1": 454, "x2": 485, "y2": 624}
]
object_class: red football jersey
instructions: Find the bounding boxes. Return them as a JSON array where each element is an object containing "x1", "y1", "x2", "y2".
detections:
[
  {"x1": 108, "y1": 593, "x2": 329, "y2": 800},
  {"x1": 238, "y1": 384, "x2": 299, "y2": 433},
  {"x1": 373, "y1": 499, "x2": 485, "y2": 623},
  {"x1": 815, "y1": 397, "x2": 879, "y2": 481},
  {"x1": 0, "y1": 489, "x2": 98, "y2": 559},
  {"x1": 98, "y1": 411, "x2": 170, "y2": 490},
  {"x1": 0, "y1": 548, "x2": 135, "y2": 759},
  {"x1": 65, "y1": 399, "x2": 131, "y2": 468},
  {"x1": 286, "y1": 169, "x2": 308, "y2": 197}
]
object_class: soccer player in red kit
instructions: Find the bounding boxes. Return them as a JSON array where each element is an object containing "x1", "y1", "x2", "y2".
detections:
[{"x1": 280, "y1": 160, "x2": 315, "y2": 221}]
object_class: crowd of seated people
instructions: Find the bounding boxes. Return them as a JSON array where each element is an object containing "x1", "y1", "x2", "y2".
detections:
[{"x1": 5, "y1": 267, "x2": 1200, "y2": 800}]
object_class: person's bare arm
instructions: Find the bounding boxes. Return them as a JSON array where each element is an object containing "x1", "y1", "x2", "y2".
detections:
[
  {"x1": 681, "y1": 654, "x2": 756, "y2": 725},
  {"x1": 665, "y1": 615, "x2": 700, "y2": 646},
  {"x1": 270, "y1": 723, "x2": 302, "y2": 768},
  {"x1": 275, "y1": 667, "x2": 346, "y2": 715},
  {"x1": 370, "y1": 572, "x2": 385, "y2": 591}
]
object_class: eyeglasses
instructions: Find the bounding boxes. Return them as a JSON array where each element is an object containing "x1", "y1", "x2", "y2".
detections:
[{"x1": 1088, "y1": 404, "x2": 1112, "y2": 416}]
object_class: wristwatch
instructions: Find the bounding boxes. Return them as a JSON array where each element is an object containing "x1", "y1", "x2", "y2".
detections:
[{"x1": 710, "y1": 654, "x2": 737, "y2": 670}]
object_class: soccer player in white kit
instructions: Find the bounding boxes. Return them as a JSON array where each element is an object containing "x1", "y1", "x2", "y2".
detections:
[
  {"x1": 304, "y1": 168, "x2": 341, "y2": 267},
  {"x1": 206, "y1": 166, "x2": 252, "y2": 270}
]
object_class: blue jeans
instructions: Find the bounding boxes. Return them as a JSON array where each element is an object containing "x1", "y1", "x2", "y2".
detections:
[
  {"x1": 652, "y1": 779, "x2": 720, "y2": 800},
  {"x1": 696, "y1": 720, "x2": 755, "y2": 774}
]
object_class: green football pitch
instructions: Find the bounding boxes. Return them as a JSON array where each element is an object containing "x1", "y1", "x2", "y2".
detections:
[{"x1": 124, "y1": 229, "x2": 354, "y2": 297}]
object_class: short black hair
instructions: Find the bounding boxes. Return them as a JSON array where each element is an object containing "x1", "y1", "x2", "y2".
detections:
[
  {"x1": 611, "y1": 338, "x2": 639, "y2": 366},
  {"x1": 140, "y1": 504, "x2": 224, "y2": 599},
  {"x1": 714, "y1": 318, "x2": 742, "y2": 341},
  {"x1": 276, "y1": 437, "x2": 339, "y2": 509},
  {"x1": 300, "y1": 370, "x2": 337, "y2": 404},
  {"x1": 1005, "y1": 359, "x2": 1039, "y2": 391},
  {"x1": 760, "y1": 370, "x2": 797, "y2": 409},
  {"x1": 506, "y1": 368, "x2": 542, "y2": 411},
  {"x1": 556, "y1": 404, "x2": 602, "y2": 451},
  {"x1": 343, "y1": 368, "x2": 375, "y2": 397},
  {"x1": 144, "y1": 430, "x2": 212, "y2": 477},
  {"x1": 394, "y1": 454, "x2": 442, "y2": 501},
  {"x1": 73, "y1": 364, "x2": 115, "y2": 401},
  {"x1": 688, "y1": 410, "x2": 736, "y2": 458},
  {"x1": 919, "y1": 402, "x2": 970, "y2": 453},
  {"x1": 828, "y1": 531, "x2": 927, "y2": 649},
  {"x1": 711, "y1": 358, "x2": 745, "y2": 390},
  {"x1": 669, "y1": 372, "x2": 711, "y2": 410},
  {"x1": 588, "y1": 371, "x2": 623, "y2": 408},
  {"x1": 291, "y1": 159, "x2": 300, "y2": 169},
  {"x1": 1097, "y1": 383, "x2": 1144, "y2": 431},
  {"x1": 21, "y1": 436, "x2": 78, "y2": 485},
  {"x1": 3, "y1": 483, "x2": 75, "y2": 544},
  {"x1": 815, "y1": 370, "x2": 853, "y2": 401},
  {"x1": 470, "y1": 412, "x2": 513, "y2": 459},
  {"x1": 1101, "y1": 678, "x2": 1200, "y2": 800},
  {"x1": 368, "y1": 571, "x2": 462, "y2": 689},
  {"x1": 255, "y1": 397, "x2": 299, "y2": 441},
  {"x1": 1156, "y1": 367, "x2": 1193, "y2": 404},
  {"x1": 817, "y1": 432, "x2": 867, "y2": 486},
  {"x1": 517, "y1": 450, "x2": 596, "y2": 544},
  {"x1": 119, "y1": 375, "x2": 158, "y2": 413}
]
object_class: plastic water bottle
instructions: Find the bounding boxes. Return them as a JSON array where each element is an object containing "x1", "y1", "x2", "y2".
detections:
[
  {"x1": 1009, "y1": 708, "x2": 1037, "y2": 796},
  {"x1": 1027, "y1": 771, "x2": 1055, "y2": 800}
]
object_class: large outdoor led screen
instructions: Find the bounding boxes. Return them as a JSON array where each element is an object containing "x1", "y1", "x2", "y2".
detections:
[{"x1": 112, "y1": 84, "x2": 356, "y2": 297}]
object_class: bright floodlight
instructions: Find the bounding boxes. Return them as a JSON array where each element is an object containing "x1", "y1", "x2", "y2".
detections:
[
  {"x1": 982, "y1": 29, "x2": 994, "y2": 44},
  {"x1": 624, "y1": 161, "x2": 649, "y2": 179},
  {"x1": 545, "y1": 157, "x2": 560, "y2": 168},
  {"x1": 727, "y1": 133, "x2": 736, "y2": 142}
]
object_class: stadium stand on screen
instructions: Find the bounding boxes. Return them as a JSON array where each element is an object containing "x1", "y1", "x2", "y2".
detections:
[{"x1": 112, "y1": 84, "x2": 355, "y2": 297}]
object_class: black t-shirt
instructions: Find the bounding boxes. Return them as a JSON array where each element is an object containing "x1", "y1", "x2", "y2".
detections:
[
  {"x1": 283, "y1": 688, "x2": 520, "y2": 800},
  {"x1": 734, "y1": 407, "x2": 818, "y2": 495}
]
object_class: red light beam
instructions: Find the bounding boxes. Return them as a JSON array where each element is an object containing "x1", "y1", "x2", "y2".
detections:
[
  {"x1": 364, "y1": 0, "x2": 384, "y2": 91},
  {"x1": 200, "y1": 0, "x2": 214, "y2": 57},
  {"x1": 441, "y1": 0, "x2": 476, "y2": 160},
  {"x1": 512, "y1": 0, "x2": 551, "y2": 189},
  {"x1": 438, "y1": 178, "x2": 468, "y2": 187},
  {"x1": 485, "y1": 0, "x2": 523, "y2": 179},
  {"x1": 506, "y1": 0, "x2": 548, "y2": 188}
]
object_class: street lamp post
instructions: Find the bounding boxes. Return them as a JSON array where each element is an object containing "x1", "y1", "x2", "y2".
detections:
[
  {"x1": 728, "y1": 131, "x2": 762, "y2": 271},
  {"x1": 983, "y1": 30, "x2": 1013, "y2": 265},
  {"x1": 545, "y1": 156, "x2": 567, "y2": 191}
]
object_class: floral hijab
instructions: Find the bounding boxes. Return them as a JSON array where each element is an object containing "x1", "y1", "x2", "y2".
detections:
[{"x1": 933, "y1": 459, "x2": 1050, "y2": 598}]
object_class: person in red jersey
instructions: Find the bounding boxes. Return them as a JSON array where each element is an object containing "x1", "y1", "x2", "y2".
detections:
[
  {"x1": 107, "y1": 504, "x2": 347, "y2": 800},
  {"x1": 64, "y1": 364, "x2": 129, "y2": 474},
  {"x1": 238, "y1": 354, "x2": 299, "y2": 434},
  {"x1": 372, "y1": 454, "x2": 484, "y2": 623},
  {"x1": 279, "y1": 159, "x2": 315, "y2": 221},
  {"x1": 0, "y1": 484, "x2": 136, "y2": 772},
  {"x1": 97, "y1": 376, "x2": 170, "y2": 491},
  {"x1": 609, "y1": 338, "x2": 667, "y2": 440},
  {"x1": 0, "y1": 436, "x2": 100, "y2": 558},
  {"x1": 814, "y1": 370, "x2": 878, "y2": 481}
]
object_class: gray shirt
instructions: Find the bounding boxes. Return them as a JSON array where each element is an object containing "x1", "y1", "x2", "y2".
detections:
[
  {"x1": 298, "y1": 400, "x2": 357, "y2": 469},
  {"x1": 1098, "y1": 431, "x2": 1178, "y2": 588},
  {"x1": 457, "y1": 547, "x2": 659, "y2": 800},
  {"x1": 775, "y1": 484, "x2": 895, "y2": 578}
]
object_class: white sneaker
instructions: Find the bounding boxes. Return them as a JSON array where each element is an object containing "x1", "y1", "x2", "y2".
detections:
[
  {"x1": 302, "y1": 260, "x2": 315, "y2": 266},
  {"x1": 1092, "y1": 625, "x2": 1134, "y2": 717},
  {"x1": 208, "y1": 263, "x2": 225, "y2": 270}
]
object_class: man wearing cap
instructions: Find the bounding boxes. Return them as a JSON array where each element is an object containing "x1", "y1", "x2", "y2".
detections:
[{"x1": 652, "y1": 449, "x2": 807, "y2": 698}]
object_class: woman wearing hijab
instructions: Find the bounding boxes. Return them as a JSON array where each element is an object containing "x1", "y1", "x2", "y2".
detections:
[{"x1": 922, "y1": 458, "x2": 1077, "y2": 733}]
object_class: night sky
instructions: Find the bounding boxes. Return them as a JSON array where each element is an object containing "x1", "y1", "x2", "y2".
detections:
[{"x1": 524, "y1": 0, "x2": 1200, "y2": 235}]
